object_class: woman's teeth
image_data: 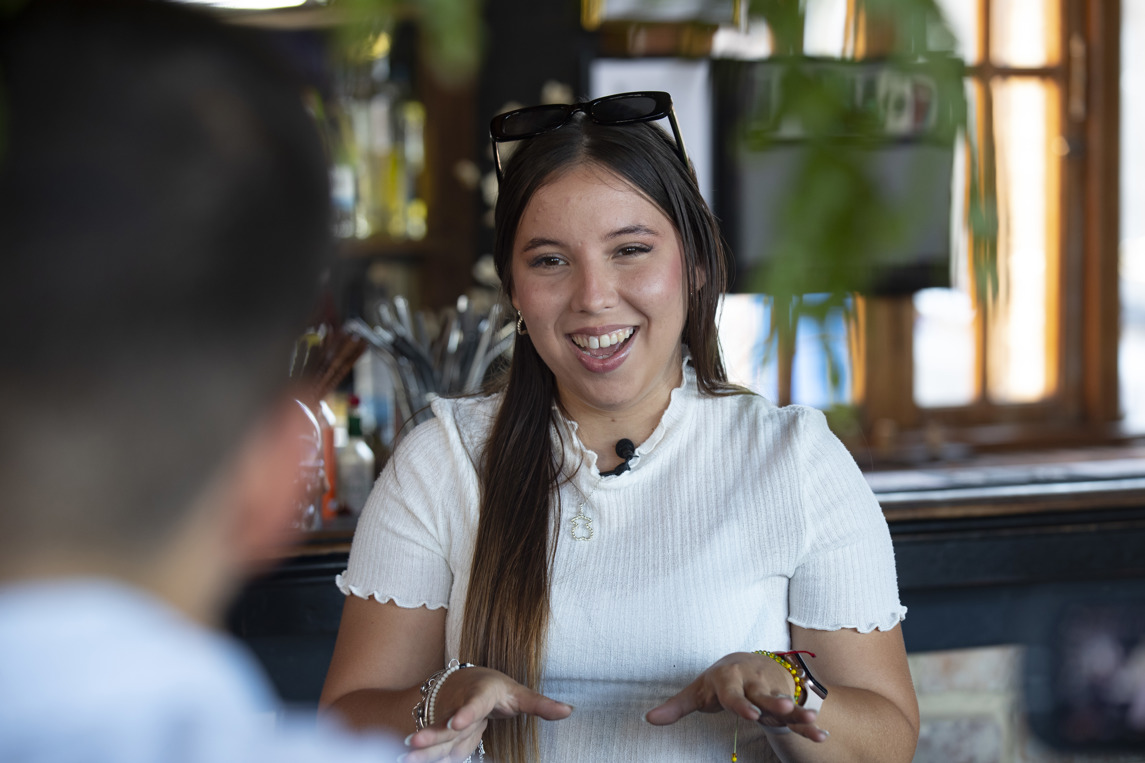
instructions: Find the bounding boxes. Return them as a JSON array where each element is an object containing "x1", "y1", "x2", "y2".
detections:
[{"x1": 571, "y1": 328, "x2": 634, "y2": 351}]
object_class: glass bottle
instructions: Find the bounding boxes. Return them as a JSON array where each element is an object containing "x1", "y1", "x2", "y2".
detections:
[{"x1": 336, "y1": 394, "x2": 376, "y2": 516}]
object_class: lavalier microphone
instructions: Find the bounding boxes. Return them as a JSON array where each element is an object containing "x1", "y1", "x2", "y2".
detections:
[{"x1": 602, "y1": 438, "x2": 636, "y2": 477}]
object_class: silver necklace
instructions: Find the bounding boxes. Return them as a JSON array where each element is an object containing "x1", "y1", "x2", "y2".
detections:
[{"x1": 568, "y1": 478, "x2": 600, "y2": 541}]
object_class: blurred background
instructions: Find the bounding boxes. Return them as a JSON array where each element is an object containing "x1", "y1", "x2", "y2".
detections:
[
  {"x1": 138, "y1": 0, "x2": 1144, "y2": 760},
  {"x1": 204, "y1": 0, "x2": 1142, "y2": 465}
]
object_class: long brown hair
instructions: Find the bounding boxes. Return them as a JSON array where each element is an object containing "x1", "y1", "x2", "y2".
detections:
[{"x1": 459, "y1": 113, "x2": 738, "y2": 761}]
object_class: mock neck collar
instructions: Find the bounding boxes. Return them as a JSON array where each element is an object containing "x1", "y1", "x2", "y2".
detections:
[{"x1": 553, "y1": 352, "x2": 695, "y2": 479}]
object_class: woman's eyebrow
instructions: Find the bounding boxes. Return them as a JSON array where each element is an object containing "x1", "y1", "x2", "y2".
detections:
[
  {"x1": 606, "y1": 224, "x2": 659, "y2": 239},
  {"x1": 520, "y1": 225, "x2": 659, "y2": 253},
  {"x1": 520, "y1": 236, "x2": 564, "y2": 253}
]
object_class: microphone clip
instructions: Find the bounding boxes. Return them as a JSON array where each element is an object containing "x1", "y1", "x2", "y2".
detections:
[{"x1": 602, "y1": 438, "x2": 636, "y2": 477}]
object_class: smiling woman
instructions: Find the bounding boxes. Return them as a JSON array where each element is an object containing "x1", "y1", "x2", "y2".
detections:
[
  {"x1": 319, "y1": 93, "x2": 920, "y2": 763},
  {"x1": 510, "y1": 164, "x2": 689, "y2": 446}
]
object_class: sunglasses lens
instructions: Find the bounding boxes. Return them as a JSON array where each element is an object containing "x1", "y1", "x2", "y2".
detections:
[
  {"x1": 496, "y1": 106, "x2": 571, "y2": 138},
  {"x1": 591, "y1": 94, "x2": 663, "y2": 122}
]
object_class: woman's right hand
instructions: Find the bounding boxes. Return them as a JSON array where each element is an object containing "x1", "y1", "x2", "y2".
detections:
[{"x1": 401, "y1": 667, "x2": 573, "y2": 763}]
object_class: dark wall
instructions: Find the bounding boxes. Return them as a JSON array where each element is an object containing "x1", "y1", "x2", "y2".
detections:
[{"x1": 474, "y1": 0, "x2": 595, "y2": 258}]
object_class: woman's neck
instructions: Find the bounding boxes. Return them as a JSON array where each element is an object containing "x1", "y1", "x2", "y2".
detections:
[
  {"x1": 571, "y1": 416, "x2": 652, "y2": 472},
  {"x1": 558, "y1": 376, "x2": 682, "y2": 472}
]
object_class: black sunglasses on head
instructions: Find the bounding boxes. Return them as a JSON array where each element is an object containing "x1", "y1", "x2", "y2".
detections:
[{"x1": 489, "y1": 91, "x2": 690, "y2": 183}]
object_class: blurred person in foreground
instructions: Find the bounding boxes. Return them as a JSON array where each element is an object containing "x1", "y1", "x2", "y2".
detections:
[{"x1": 0, "y1": 1, "x2": 401, "y2": 760}]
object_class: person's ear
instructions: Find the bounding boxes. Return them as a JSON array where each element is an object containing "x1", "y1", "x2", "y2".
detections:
[{"x1": 224, "y1": 395, "x2": 311, "y2": 574}]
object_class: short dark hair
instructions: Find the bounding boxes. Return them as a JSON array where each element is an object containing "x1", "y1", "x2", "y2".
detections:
[{"x1": 0, "y1": 0, "x2": 331, "y2": 552}]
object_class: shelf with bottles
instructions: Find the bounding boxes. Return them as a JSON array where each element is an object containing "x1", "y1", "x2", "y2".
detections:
[
  {"x1": 229, "y1": 17, "x2": 430, "y2": 245},
  {"x1": 328, "y1": 23, "x2": 477, "y2": 308},
  {"x1": 306, "y1": 21, "x2": 426, "y2": 242},
  {"x1": 237, "y1": 11, "x2": 478, "y2": 310}
]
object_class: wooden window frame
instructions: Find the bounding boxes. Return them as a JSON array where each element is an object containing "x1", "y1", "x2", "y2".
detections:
[
  {"x1": 850, "y1": 0, "x2": 1122, "y2": 460},
  {"x1": 579, "y1": 1, "x2": 1122, "y2": 459}
]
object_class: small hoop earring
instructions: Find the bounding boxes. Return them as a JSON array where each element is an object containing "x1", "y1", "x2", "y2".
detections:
[{"x1": 516, "y1": 310, "x2": 528, "y2": 336}]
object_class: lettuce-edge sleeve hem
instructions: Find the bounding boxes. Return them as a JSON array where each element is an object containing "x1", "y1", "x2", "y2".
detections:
[
  {"x1": 787, "y1": 606, "x2": 908, "y2": 634},
  {"x1": 335, "y1": 573, "x2": 449, "y2": 611}
]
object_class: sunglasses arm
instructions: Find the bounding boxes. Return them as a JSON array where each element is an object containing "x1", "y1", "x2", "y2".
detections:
[{"x1": 666, "y1": 107, "x2": 691, "y2": 172}]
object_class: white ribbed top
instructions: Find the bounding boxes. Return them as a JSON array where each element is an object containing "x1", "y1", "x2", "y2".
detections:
[{"x1": 338, "y1": 365, "x2": 906, "y2": 762}]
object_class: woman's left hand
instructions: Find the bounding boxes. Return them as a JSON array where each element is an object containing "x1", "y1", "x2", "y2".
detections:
[{"x1": 644, "y1": 652, "x2": 828, "y2": 742}]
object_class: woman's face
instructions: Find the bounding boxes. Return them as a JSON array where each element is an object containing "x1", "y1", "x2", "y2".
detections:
[{"x1": 510, "y1": 163, "x2": 689, "y2": 423}]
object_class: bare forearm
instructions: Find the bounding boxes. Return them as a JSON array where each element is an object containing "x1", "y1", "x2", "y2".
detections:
[
  {"x1": 322, "y1": 686, "x2": 421, "y2": 738},
  {"x1": 768, "y1": 686, "x2": 918, "y2": 763}
]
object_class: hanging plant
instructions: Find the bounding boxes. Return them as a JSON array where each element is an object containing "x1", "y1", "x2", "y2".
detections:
[
  {"x1": 739, "y1": 0, "x2": 996, "y2": 295},
  {"x1": 721, "y1": 0, "x2": 998, "y2": 407}
]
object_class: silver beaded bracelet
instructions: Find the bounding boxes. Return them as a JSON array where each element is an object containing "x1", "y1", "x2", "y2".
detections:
[
  {"x1": 409, "y1": 655, "x2": 485, "y2": 756},
  {"x1": 427, "y1": 660, "x2": 470, "y2": 727},
  {"x1": 413, "y1": 659, "x2": 470, "y2": 731},
  {"x1": 411, "y1": 659, "x2": 484, "y2": 761}
]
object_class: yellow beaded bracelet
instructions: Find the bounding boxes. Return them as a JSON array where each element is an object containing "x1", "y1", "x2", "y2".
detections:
[
  {"x1": 754, "y1": 650, "x2": 803, "y2": 704},
  {"x1": 732, "y1": 651, "x2": 822, "y2": 761}
]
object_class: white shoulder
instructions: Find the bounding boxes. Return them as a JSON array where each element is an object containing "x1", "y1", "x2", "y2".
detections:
[{"x1": 391, "y1": 393, "x2": 500, "y2": 467}]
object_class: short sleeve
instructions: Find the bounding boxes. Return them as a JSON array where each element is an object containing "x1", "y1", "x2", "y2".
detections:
[
  {"x1": 335, "y1": 413, "x2": 477, "y2": 610},
  {"x1": 786, "y1": 408, "x2": 907, "y2": 633}
]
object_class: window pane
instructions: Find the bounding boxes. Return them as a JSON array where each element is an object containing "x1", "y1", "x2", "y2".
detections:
[
  {"x1": 914, "y1": 287, "x2": 976, "y2": 406},
  {"x1": 933, "y1": 0, "x2": 981, "y2": 64},
  {"x1": 1123, "y1": 250, "x2": 1145, "y2": 433},
  {"x1": 914, "y1": 80, "x2": 975, "y2": 408},
  {"x1": 988, "y1": 77, "x2": 1056, "y2": 403},
  {"x1": 990, "y1": 0, "x2": 1057, "y2": 67},
  {"x1": 718, "y1": 293, "x2": 780, "y2": 401},
  {"x1": 1121, "y1": 0, "x2": 1145, "y2": 433},
  {"x1": 791, "y1": 294, "x2": 854, "y2": 409},
  {"x1": 717, "y1": 293, "x2": 854, "y2": 409}
]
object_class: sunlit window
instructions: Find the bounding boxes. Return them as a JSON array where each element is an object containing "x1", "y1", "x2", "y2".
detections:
[
  {"x1": 1121, "y1": 0, "x2": 1145, "y2": 432},
  {"x1": 990, "y1": 77, "x2": 1055, "y2": 403},
  {"x1": 718, "y1": 293, "x2": 779, "y2": 400},
  {"x1": 718, "y1": 293, "x2": 854, "y2": 408},
  {"x1": 991, "y1": 0, "x2": 1051, "y2": 68},
  {"x1": 913, "y1": 287, "x2": 975, "y2": 406},
  {"x1": 914, "y1": 0, "x2": 1061, "y2": 410},
  {"x1": 791, "y1": 295, "x2": 854, "y2": 409}
]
